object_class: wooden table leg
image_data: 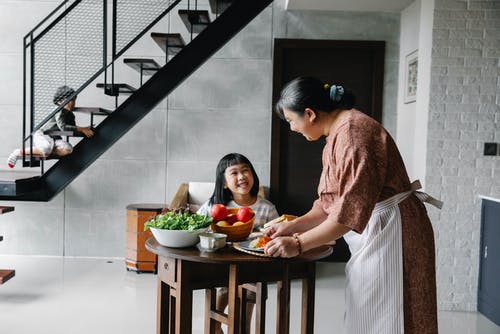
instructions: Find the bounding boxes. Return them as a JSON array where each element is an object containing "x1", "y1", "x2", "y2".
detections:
[
  {"x1": 276, "y1": 263, "x2": 290, "y2": 334},
  {"x1": 175, "y1": 260, "x2": 193, "y2": 334},
  {"x1": 227, "y1": 264, "x2": 241, "y2": 334},
  {"x1": 301, "y1": 262, "x2": 316, "y2": 334},
  {"x1": 157, "y1": 279, "x2": 171, "y2": 334}
]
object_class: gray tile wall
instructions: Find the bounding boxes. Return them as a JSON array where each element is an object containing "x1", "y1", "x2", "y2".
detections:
[
  {"x1": 428, "y1": 0, "x2": 500, "y2": 311},
  {"x1": 0, "y1": 1, "x2": 400, "y2": 257}
]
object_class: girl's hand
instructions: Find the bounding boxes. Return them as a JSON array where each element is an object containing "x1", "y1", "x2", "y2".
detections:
[{"x1": 264, "y1": 236, "x2": 300, "y2": 258}]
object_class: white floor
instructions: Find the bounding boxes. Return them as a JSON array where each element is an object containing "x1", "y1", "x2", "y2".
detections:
[{"x1": 0, "y1": 256, "x2": 498, "y2": 334}]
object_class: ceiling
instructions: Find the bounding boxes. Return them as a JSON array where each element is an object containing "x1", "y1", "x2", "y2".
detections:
[{"x1": 285, "y1": 0, "x2": 415, "y2": 13}]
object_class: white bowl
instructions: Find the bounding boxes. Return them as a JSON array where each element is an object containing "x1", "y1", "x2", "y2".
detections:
[{"x1": 150, "y1": 228, "x2": 206, "y2": 248}]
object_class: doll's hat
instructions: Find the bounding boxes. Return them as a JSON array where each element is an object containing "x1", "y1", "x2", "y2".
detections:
[{"x1": 53, "y1": 85, "x2": 76, "y2": 105}]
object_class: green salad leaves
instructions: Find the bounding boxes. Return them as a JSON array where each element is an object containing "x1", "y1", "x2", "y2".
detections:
[{"x1": 144, "y1": 211, "x2": 213, "y2": 231}]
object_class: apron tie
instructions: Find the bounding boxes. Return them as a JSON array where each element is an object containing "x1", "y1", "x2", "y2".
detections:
[
  {"x1": 410, "y1": 180, "x2": 443, "y2": 209},
  {"x1": 373, "y1": 180, "x2": 443, "y2": 215}
]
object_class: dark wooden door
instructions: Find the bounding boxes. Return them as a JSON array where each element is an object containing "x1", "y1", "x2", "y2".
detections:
[
  {"x1": 270, "y1": 39, "x2": 385, "y2": 262},
  {"x1": 478, "y1": 199, "x2": 500, "y2": 326}
]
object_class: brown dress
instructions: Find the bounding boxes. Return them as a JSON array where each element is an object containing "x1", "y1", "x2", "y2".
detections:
[{"x1": 313, "y1": 109, "x2": 438, "y2": 333}]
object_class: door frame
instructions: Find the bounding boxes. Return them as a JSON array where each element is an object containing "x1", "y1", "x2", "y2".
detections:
[
  {"x1": 270, "y1": 38, "x2": 385, "y2": 203},
  {"x1": 270, "y1": 39, "x2": 385, "y2": 262}
]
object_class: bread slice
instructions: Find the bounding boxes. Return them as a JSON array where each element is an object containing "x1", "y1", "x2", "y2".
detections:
[{"x1": 263, "y1": 214, "x2": 296, "y2": 229}]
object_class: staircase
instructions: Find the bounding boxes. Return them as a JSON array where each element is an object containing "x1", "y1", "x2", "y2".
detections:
[
  {"x1": 0, "y1": 0, "x2": 274, "y2": 201},
  {"x1": 0, "y1": 206, "x2": 15, "y2": 285}
]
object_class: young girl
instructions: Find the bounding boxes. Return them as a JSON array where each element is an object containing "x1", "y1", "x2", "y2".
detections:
[
  {"x1": 197, "y1": 152, "x2": 278, "y2": 229},
  {"x1": 197, "y1": 152, "x2": 278, "y2": 334}
]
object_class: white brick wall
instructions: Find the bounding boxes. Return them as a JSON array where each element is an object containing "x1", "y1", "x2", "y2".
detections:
[{"x1": 428, "y1": 0, "x2": 500, "y2": 311}]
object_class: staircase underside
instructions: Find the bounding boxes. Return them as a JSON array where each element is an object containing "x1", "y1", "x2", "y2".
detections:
[{"x1": 0, "y1": 0, "x2": 273, "y2": 202}]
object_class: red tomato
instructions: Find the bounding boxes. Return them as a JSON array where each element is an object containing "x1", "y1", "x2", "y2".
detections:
[
  {"x1": 210, "y1": 204, "x2": 227, "y2": 222},
  {"x1": 237, "y1": 207, "x2": 253, "y2": 222}
]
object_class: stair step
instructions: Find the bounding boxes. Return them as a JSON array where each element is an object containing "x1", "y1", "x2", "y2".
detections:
[
  {"x1": 209, "y1": 0, "x2": 232, "y2": 14},
  {"x1": 150, "y1": 33, "x2": 186, "y2": 55},
  {"x1": 73, "y1": 107, "x2": 112, "y2": 116},
  {"x1": 0, "y1": 180, "x2": 16, "y2": 196},
  {"x1": 43, "y1": 130, "x2": 85, "y2": 138},
  {"x1": 178, "y1": 9, "x2": 211, "y2": 33},
  {"x1": 0, "y1": 206, "x2": 14, "y2": 214},
  {"x1": 21, "y1": 154, "x2": 58, "y2": 162},
  {"x1": 124, "y1": 58, "x2": 161, "y2": 75},
  {"x1": 21, "y1": 155, "x2": 55, "y2": 168},
  {"x1": 0, "y1": 269, "x2": 15, "y2": 285},
  {"x1": 0, "y1": 175, "x2": 41, "y2": 198},
  {"x1": 96, "y1": 83, "x2": 137, "y2": 96}
]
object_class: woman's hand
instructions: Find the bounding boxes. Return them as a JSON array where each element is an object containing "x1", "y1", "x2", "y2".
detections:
[
  {"x1": 264, "y1": 236, "x2": 300, "y2": 258},
  {"x1": 264, "y1": 220, "x2": 297, "y2": 238}
]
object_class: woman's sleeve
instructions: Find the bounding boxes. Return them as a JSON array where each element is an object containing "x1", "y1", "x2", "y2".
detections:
[{"x1": 321, "y1": 130, "x2": 387, "y2": 234}]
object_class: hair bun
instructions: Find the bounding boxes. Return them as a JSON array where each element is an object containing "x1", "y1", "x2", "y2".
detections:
[{"x1": 329, "y1": 85, "x2": 344, "y2": 102}]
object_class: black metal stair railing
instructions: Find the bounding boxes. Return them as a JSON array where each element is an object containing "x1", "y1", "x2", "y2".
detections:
[
  {"x1": 22, "y1": 0, "x2": 182, "y2": 168},
  {"x1": 105, "y1": 0, "x2": 182, "y2": 96},
  {"x1": 5, "y1": 0, "x2": 274, "y2": 201},
  {"x1": 23, "y1": 0, "x2": 107, "y2": 167}
]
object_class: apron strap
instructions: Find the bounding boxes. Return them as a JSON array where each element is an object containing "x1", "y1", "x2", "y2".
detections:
[
  {"x1": 373, "y1": 180, "x2": 443, "y2": 214},
  {"x1": 410, "y1": 180, "x2": 444, "y2": 209}
]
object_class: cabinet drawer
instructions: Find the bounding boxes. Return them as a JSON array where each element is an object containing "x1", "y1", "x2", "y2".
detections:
[{"x1": 158, "y1": 256, "x2": 176, "y2": 284}]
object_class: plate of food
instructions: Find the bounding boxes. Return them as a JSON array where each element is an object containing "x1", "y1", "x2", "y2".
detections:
[{"x1": 236, "y1": 236, "x2": 272, "y2": 253}]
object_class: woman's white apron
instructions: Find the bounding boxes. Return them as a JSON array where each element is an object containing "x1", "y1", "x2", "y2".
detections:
[{"x1": 343, "y1": 180, "x2": 442, "y2": 334}]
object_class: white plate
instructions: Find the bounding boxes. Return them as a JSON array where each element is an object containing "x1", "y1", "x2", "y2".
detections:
[{"x1": 237, "y1": 239, "x2": 265, "y2": 253}]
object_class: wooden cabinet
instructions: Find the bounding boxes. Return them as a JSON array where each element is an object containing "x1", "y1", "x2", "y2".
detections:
[
  {"x1": 0, "y1": 205, "x2": 15, "y2": 285},
  {"x1": 478, "y1": 197, "x2": 500, "y2": 326},
  {"x1": 126, "y1": 203, "x2": 168, "y2": 273}
]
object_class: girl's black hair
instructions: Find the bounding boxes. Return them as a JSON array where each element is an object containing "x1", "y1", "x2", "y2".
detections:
[
  {"x1": 275, "y1": 76, "x2": 356, "y2": 119},
  {"x1": 208, "y1": 153, "x2": 260, "y2": 206}
]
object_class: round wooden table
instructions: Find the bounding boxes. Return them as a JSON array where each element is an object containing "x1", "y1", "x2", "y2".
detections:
[{"x1": 146, "y1": 237, "x2": 333, "y2": 334}]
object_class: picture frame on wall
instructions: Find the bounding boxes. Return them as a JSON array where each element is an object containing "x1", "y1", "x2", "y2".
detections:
[{"x1": 404, "y1": 50, "x2": 418, "y2": 104}]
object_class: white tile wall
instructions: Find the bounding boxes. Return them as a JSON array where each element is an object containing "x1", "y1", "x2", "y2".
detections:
[{"x1": 428, "y1": 0, "x2": 500, "y2": 311}]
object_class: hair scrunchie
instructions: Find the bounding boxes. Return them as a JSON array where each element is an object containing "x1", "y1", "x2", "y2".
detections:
[{"x1": 329, "y1": 84, "x2": 344, "y2": 102}]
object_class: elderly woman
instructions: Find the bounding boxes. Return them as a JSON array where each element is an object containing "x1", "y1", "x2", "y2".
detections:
[{"x1": 265, "y1": 76, "x2": 441, "y2": 334}]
